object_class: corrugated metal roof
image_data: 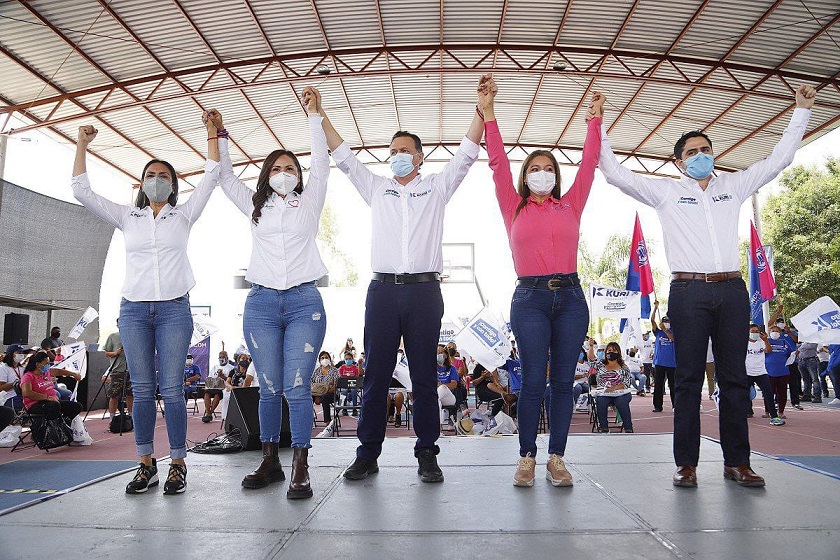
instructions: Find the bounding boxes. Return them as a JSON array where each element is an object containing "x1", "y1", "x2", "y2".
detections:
[{"x1": 0, "y1": 0, "x2": 837, "y2": 181}]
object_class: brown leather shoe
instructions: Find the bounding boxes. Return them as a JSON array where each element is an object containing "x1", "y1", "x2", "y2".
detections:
[
  {"x1": 242, "y1": 442, "x2": 285, "y2": 489},
  {"x1": 673, "y1": 466, "x2": 697, "y2": 488},
  {"x1": 287, "y1": 447, "x2": 313, "y2": 499},
  {"x1": 723, "y1": 465, "x2": 765, "y2": 487}
]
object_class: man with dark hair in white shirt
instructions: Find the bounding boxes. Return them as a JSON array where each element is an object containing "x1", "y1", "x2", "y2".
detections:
[
  {"x1": 596, "y1": 84, "x2": 816, "y2": 489},
  {"x1": 320, "y1": 76, "x2": 488, "y2": 483}
]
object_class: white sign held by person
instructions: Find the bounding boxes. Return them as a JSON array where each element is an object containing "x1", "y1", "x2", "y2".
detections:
[
  {"x1": 68, "y1": 307, "x2": 99, "y2": 340},
  {"x1": 54, "y1": 341, "x2": 88, "y2": 378},
  {"x1": 191, "y1": 313, "x2": 219, "y2": 346},
  {"x1": 790, "y1": 297, "x2": 840, "y2": 344},
  {"x1": 454, "y1": 308, "x2": 512, "y2": 370},
  {"x1": 589, "y1": 284, "x2": 641, "y2": 319}
]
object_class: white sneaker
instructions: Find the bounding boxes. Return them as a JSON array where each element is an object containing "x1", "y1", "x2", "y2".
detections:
[
  {"x1": 828, "y1": 398, "x2": 840, "y2": 406},
  {"x1": 315, "y1": 425, "x2": 334, "y2": 438}
]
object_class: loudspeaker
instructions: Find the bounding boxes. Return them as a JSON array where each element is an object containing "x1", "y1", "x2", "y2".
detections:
[
  {"x1": 3, "y1": 313, "x2": 29, "y2": 345},
  {"x1": 226, "y1": 387, "x2": 291, "y2": 450}
]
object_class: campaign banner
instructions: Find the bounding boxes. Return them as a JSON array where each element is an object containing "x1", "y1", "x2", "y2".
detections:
[
  {"x1": 590, "y1": 283, "x2": 641, "y2": 319},
  {"x1": 454, "y1": 308, "x2": 512, "y2": 370},
  {"x1": 790, "y1": 297, "x2": 840, "y2": 344},
  {"x1": 54, "y1": 341, "x2": 88, "y2": 378},
  {"x1": 191, "y1": 313, "x2": 218, "y2": 346},
  {"x1": 68, "y1": 307, "x2": 98, "y2": 340},
  {"x1": 439, "y1": 321, "x2": 459, "y2": 344},
  {"x1": 188, "y1": 336, "x2": 211, "y2": 382}
]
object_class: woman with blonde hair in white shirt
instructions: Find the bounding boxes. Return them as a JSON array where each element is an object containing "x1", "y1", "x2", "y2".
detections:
[
  {"x1": 72, "y1": 116, "x2": 221, "y2": 495},
  {"x1": 207, "y1": 86, "x2": 330, "y2": 499}
]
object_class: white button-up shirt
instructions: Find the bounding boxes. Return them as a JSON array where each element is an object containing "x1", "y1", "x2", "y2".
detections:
[
  {"x1": 218, "y1": 116, "x2": 329, "y2": 290},
  {"x1": 331, "y1": 137, "x2": 480, "y2": 273},
  {"x1": 72, "y1": 161, "x2": 220, "y2": 302},
  {"x1": 599, "y1": 108, "x2": 810, "y2": 273}
]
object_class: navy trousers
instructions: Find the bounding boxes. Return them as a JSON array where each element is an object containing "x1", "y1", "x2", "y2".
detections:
[{"x1": 356, "y1": 279, "x2": 444, "y2": 461}]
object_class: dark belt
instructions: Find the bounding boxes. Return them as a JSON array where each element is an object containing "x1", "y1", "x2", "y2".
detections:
[
  {"x1": 671, "y1": 271, "x2": 742, "y2": 282},
  {"x1": 372, "y1": 272, "x2": 441, "y2": 284},
  {"x1": 517, "y1": 274, "x2": 580, "y2": 290}
]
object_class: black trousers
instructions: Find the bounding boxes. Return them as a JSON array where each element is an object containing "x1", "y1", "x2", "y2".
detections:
[
  {"x1": 788, "y1": 363, "x2": 802, "y2": 405},
  {"x1": 475, "y1": 384, "x2": 505, "y2": 416},
  {"x1": 314, "y1": 392, "x2": 335, "y2": 422},
  {"x1": 668, "y1": 278, "x2": 751, "y2": 467},
  {"x1": 29, "y1": 399, "x2": 82, "y2": 422},
  {"x1": 652, "y1": 365, "x2": 675, "y2": 411},
  {"x1": 356, "y1": 279, "x2": 444, "y2": 461},
  {"x1": 642, "y1": 363, "x2": 654, "y2": 390}
]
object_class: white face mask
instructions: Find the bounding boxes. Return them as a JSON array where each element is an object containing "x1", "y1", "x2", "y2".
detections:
[
  {"x1": 320, "y1": 358, "x2": 330, "y2": 367},
  {"x1": 526, "y1": 170, "x2": 556, "y2": 195},
  {"x1": 186, "y1": 359, "x2": 194, "y2": 366},
  {"x1": 662, "y1": 322, "x2": 671, "y2": 330},
  {"x1": 749, "y1": 332, "x2": 760, "y2": 341},
  {"x1": 14, "y1": 354, "x2": 25, "y2": 364},
  {"x1": 268, "y1": 172, "x2": 297, "y2": 196},
  {"x1": 769, "y1": 331, "x2": 781, "y2": 340}
]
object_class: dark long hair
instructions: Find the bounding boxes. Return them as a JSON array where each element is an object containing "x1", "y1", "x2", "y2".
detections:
[
  {"x1": 135, "y1": 159, "x2": 179, "y2": 208},
  {"x1": 2, "y1": 351, "x2": 16, "y2": 367},
  {"x1": 604, "y1": 342, "x2": 626, "y2": 368},
  {"x1": 513, "y1": 150, "x2": 562, "y2": 221},
  {"x1": 24, "y1": 351, "x2": 50, "y2": 373},
  {"x1": 437, "y1": 344, "x2": 452, "y2": 368},
  {"x1": 252, "y1": 150, "x2": 304, "y2": 224}
]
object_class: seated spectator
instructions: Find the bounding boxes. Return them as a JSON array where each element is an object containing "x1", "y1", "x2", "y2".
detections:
[
  {"x1": 228, "y1": 359, "x2": 249, "y2": 388},
  {"x1": 471, "y1": 363, "x2": 511, "y2": 417},
  {"x1": 587, "y1": 339, "x2": 634, "y2": 433},
  {"x1": 388, "y1": 349, "x2": 411, "y2": 427},
  {"x1": 446, "y1": 342, "x2": 469, "y2": 409},
  {"x1": 1, "y1": 344, "x2": 26, "y2": 409},
  {"x1": 311, "y1": 351, "x2": 339, "y2": 423},
  {"x1": 20, "y1": 351, "x2": 82, "y2": 423},
  {"x1": 573, "y1": 352, "x2": 591, "y2": 408},
  {"x1": 203, "y1": 351, "x2": 233, "y2": 422},
  {"x1": 625, "y1": 349, "x2": 647, "y2": 396},
  {"x1": 338, "y1": 351, "x2": 363, "y2": 415},
  {"x1": 183, "y1": 354, "x2": 201, "y2": 402},
  {"x1": 436, "y1": 344, "x2": 458, "y2": 424}
]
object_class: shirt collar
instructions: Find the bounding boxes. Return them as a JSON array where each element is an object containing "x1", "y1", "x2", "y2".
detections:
[
  {"x1": 392, "y1": 174, "x2": 423, "y2": 188},
  {"x1": 526, "y1": 194, "x2": 561, "y2": 206}
]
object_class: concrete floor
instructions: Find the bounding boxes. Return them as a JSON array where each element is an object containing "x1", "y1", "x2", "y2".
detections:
[{"x1": 1, "y1": 434, "x2": 839, "y2": 560}]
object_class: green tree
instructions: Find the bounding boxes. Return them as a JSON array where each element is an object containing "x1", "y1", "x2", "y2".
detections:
[
  {"x1": 317, "y1": 203, "x2": 358, "y2": 287},
  {"x1": 760, "y1": 158, "x2": 840, "y2": 315}
]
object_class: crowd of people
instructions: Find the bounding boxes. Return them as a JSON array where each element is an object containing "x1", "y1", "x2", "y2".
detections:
[{"x1": 41, "y1": 69, "x2": 825, "y2": 500}]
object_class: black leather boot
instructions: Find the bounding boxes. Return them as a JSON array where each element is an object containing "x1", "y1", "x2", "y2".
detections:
[
  {"x1": 242, "y1": 442, "x2": 285, "y2": 489},
  {"x1": 287, "y1": 447, "x2": 313, "y2": 499}
]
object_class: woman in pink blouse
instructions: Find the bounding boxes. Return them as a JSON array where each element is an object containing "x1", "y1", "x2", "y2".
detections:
[{"x1": 480, "y1": 76, "x2": 604, "y2": 488}]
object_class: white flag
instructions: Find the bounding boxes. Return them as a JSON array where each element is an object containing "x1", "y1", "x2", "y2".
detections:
[
  {"x1": 191, "y1": 313, "x2": 218, "y2": 346},
  {"x1": 589, "y1": 283, "x2": 641, "y2": 319},
  {"x1": 68, "y1": 307, "x2": 98, "y2": 340},
  {"x1": 54, "y1": 341, "x2": 87, "y2": 402},
  {"x1": 454, "y1": 308, "x2": 512, "y2": 370},
  {"x1": 790, "y1": 296, "x2": 840, "y2": 344}
]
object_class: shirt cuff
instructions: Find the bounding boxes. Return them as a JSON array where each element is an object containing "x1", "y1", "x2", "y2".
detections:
[
  {"x1": 71, "y1": 173, "x2": 90, "y2": 189},
  {"x1": 458, "y1": 136, "x2": 480, "y2": 159},
  {"x1": 332, "y1": 142, "x2": 353, "y2": 164}
]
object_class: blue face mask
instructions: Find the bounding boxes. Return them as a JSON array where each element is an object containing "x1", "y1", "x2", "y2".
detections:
[
  {"x1": 579, "y1": 353, "x2": 585, "y2": 361},
  {"x1": 41, "y1": 364, "x2": 51, "y2": 374},
  {"x1": 344, "y1": 359, "x2": 353, "y2": 366},
  {"x1": 597, "y1": 350, "x2": 605, "y2": 359},
  {"x1": 437, "y1": 354, "x2": 445, "y2": 364},
  {"x1": 683, "y1": 152, "x2": 714, "y2": 179},
  {"x1": 390, "y1": 153, "x2": 415, "y2": 178}
]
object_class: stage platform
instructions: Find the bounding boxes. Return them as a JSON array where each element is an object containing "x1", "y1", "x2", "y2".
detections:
[{"x1": 0, "y1": 434, "x2": 838, "y2": 560}]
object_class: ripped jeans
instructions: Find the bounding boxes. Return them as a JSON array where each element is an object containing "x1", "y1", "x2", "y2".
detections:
[{"x1": 243, "y1": 282, "x2": 326, "y2": 447}]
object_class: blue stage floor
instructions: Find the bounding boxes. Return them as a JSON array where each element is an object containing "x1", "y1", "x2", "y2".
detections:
[{"x1": 0, "y1": 434, "x2": 837, "y2": 560}]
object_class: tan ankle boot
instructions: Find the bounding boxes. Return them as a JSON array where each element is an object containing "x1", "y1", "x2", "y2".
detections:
[
  {"x1": 242, "y1": 442, "x2": 285, "y2": 489},
  {"x1": 287, "y1": 447, "x2": 313, "y2": 499}
]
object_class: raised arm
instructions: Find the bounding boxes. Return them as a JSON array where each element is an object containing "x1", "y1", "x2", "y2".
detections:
[
  {"x1": 597, "y1": 94, "x2": 668, "y2": 208},
  {"x1": 71, "y1": 125, "x2": 126, "y2": 229},
  {"x1": 565, "y1": 92, "x2": 604, "y2": 214},
  {"x1": 481, "y1": 75, "x2": 519, "y2": 228},
  {"x1": 301, "y1": 86, "x2": 330, "y2": 213},
  {"x1": 650, "y1": 300, "x2": 660, "y2": 332},
  {"x1": 177, "y1": 112, "x2": 221, "y2": 223},
  {"x1": 730, "y1": 85, "x2": 814, "y2": 201},
  {"x1": 206, "y1": 109, "x2": 255, "y2": 216}
]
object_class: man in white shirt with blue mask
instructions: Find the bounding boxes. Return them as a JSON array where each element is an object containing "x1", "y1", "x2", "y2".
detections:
[
  {"x1": 597, "y1": 84, "x2": 817, "y2": 489},
  {"x1": 320, "y1": 76, "x2": 488, "y2": 483}
]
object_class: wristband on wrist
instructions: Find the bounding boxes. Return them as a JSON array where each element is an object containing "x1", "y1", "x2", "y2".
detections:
[
  {"x1": 475, "y1": 105, "x2": 485, "y2": 120},
  {"x1": 217, "y1": 128, "x2": 229, "y2": 139}
]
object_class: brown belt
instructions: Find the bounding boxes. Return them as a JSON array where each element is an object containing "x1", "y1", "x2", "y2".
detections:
[{"x1": 671, "y1": 271, "x2": 742, "y2": 282}]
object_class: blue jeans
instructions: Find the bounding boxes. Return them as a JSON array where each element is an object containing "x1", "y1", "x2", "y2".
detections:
[
  {"x1": 798, "y1": 357, "x2": 820, "y2": 399},
  {"x1": 119, "y1": 295, "x2": 193, "y2": 460},
  {"x1": 510, "y1": 275, "x2": 589, "y2": 457},
  {"x1": 630, "y1": 372, "x2": 648, "y2": 392},
  {"x1": 243, "y1": 282, "x2": 326, "y2": 448},
  {"x1": 595, "y1": 392, "x2": 633, "y2": 432}
]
